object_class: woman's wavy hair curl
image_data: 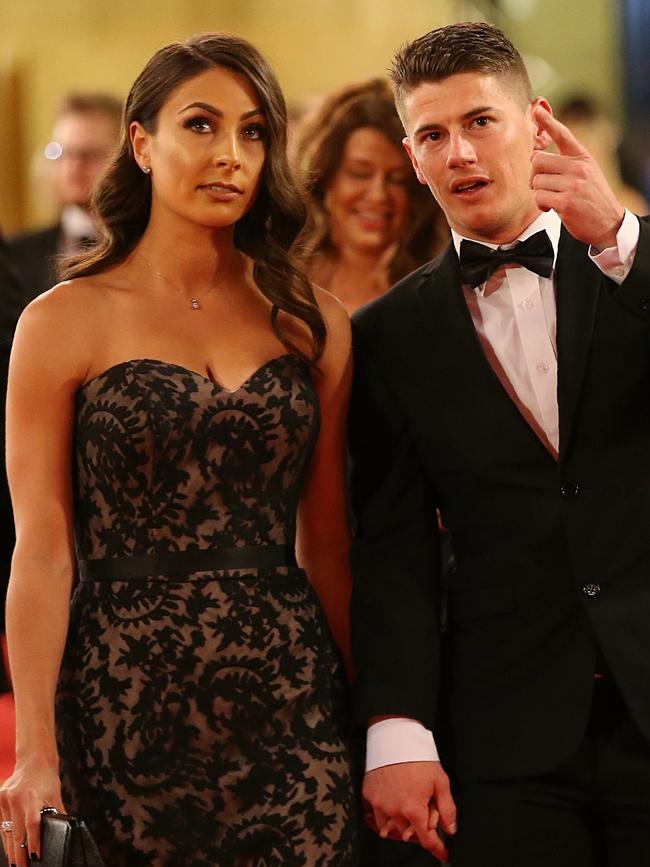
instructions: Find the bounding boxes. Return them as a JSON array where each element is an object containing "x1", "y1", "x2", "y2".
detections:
[
  {"x1": 62, "y1": 32, "x2": 325, "y2": 362},
  {"x1": 294, "y1": 78, "x2": 447, "y2": 283}
]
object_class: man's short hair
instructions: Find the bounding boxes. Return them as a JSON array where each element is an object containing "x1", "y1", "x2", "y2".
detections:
[
  {"x1": 56, "y1": 92, "x2": 123, "y2": 129},
  {"x1": 391, "y1": 22, "x2": 533, "y2": 116}
]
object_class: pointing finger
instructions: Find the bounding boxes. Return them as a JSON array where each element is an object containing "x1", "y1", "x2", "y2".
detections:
[{"x1": 533, "y1": 105, "x2": 587, "y2": 158}]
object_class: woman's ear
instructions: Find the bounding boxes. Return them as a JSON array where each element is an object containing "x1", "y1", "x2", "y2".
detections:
[
  {"x1": 531, "y1": 97, "x2": 553, "y2": 152},
  {"x1": 130, "y1": 121, "x2": 151, "y2": 171}
]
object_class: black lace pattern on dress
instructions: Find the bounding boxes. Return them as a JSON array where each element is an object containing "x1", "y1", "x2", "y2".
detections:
[{"x1": 56, "y1": 357, "x2": 358, "y2": 866}]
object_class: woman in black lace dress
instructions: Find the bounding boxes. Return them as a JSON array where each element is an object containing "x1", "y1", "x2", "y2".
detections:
[{"x1": 1, "y1": 33, "x2": 358, "y2": 867}]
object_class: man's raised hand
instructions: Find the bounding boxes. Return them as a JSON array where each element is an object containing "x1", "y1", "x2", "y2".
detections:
[{"x1": 530, "y1": 105, "x2": 625, "y2": 250}]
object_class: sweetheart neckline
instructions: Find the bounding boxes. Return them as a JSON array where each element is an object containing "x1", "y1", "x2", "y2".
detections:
[{"x1": 78, "y1": 354, "x2": 304, "y2": 396}]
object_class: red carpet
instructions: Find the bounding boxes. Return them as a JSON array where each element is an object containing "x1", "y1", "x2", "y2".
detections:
[
  {"x1": 0, "y1": 691, "x2": 15, "y2": 782},
  {"x1": 0, "y1": 636, "x2": 14, "y2": 782}
]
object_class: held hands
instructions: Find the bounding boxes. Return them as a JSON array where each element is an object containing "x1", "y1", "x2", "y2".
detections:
[
  {"x1": 362, "y1": 761, "x2": 457, "y2": 861},
  {"x1": 0, "y1": 760, "x2": 65, "y2": 866},
  {"x1": 530, "y1": 105, "x2": 625, "y2": 250}
]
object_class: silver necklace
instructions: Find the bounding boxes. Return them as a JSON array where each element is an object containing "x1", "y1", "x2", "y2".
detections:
[{"x1": 137, "y1": 249, "x2": 235, "y2": 310}]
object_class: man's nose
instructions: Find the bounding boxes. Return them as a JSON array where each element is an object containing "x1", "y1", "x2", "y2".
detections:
[{"x1": 446, "y1": 132, "x2": 476, "y2": 168}]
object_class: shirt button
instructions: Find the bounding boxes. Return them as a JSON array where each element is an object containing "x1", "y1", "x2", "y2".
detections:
[
  {"x1": 582, "y1": 583, "x2": 601, "y2": 597},
  {"x1": 614, "y1": 266, "x2": 625, "y2": 278},
  {"x1": 524, "y1": 298, "x2": 534, "y2": 309},
  {"x1": 537, "y1": 362, "x2": 550, "y2": 373}
]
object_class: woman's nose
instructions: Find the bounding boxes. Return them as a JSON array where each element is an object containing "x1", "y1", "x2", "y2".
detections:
[
  {"x1": 365, "y1": 173, "x2": 390, "y2": 201},
  {"x1": 213, "y1": 134, "x2": 241, "y2": 170}
]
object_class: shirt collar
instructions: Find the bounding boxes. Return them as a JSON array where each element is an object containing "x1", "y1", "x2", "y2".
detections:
[
  {"x1": 451, "y1": 210, "x2": 562, "y2": 270},
  {"x1": 61, "y1": 204, "x2": 98, "y2": 242}
]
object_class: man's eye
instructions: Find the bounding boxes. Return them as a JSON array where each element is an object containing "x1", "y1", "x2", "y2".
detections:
[{"x1": 474, "y1": 117, "x2": 490, "y2": 127}]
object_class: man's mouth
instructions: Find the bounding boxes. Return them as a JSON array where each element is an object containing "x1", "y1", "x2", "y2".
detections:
[{"x1": 452, "y1": 178, "x2": 490, "y2": 195}]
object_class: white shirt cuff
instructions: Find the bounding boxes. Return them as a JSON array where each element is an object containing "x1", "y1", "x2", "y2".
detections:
[
  {"x1": 365, "y1": 718, "x2": 439, "y2": 771},
  {"x1": 589, "y1": 209, "x2": 640, "y2": 284}
]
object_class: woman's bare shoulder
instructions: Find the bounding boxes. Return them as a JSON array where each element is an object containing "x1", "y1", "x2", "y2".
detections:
[
  {"x1": 13, "y1": 277, "x2": 109, "y2": 385},
  {"x1": 310, "y1": 284, "x2": 351, "y2": 388},
  {"x1": 22, "y1": 274, "x2": 111, "y2": 321},
  {"x1": 313, "y1": 284, "x2": 350, "y2": 341}
]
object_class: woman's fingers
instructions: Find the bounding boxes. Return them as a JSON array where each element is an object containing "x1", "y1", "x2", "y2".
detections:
[{"x1": 25, "y1": 804, "x2": 44, "y2": 863}]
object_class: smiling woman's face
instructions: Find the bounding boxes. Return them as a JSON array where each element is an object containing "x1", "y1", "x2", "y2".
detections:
[
  {"x1": 325, "y1": 126, "x2": 412, "y2": 257},
  {"x1": 131, "y1": 65, "x2": 268, "y2": 231}
]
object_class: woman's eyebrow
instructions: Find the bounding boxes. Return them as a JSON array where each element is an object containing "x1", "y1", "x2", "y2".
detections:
[{"x1": 178, "y1": 101, "x2": 265, "y2": 120}]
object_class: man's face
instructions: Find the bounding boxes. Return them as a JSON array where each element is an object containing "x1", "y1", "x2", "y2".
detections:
[
  {"x1": 401, "y1": 72, "x2": 549, "y2": 244},
  {"x1": 50, "y1": 111, "x2": 119, "y2": 209}
]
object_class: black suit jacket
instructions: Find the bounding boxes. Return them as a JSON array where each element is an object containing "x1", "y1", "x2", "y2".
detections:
[
  {"x1": 349, "y1": 220, "x2": 650, "y2": 783},
  {"x1": 7, "y1": 223, "x2": 61, "y2": 300}
]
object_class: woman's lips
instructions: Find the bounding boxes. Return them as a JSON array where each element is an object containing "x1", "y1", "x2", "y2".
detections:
[
  {"x1": 198, "y1": 182, "x2": 243, "y2": 201},
  {"x1": 353, "y1": 210, "x2": 392, "y2": 230}
]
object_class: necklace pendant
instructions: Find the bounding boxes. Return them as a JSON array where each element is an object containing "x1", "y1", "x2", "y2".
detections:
[{"x1": 191, "y1": 298, "x2": 201, "y2": 310}]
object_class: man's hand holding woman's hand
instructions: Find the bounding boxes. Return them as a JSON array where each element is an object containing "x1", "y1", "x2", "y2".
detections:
[{"x1": 362, "y1": 760, "x2": 457, "y2": 861}]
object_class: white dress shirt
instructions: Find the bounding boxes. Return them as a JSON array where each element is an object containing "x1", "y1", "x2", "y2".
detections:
[
  {"x1": 365, "y1": 209, "x2": 641, "y2": 772},
  {"x1": 60, "y1": 204, "x2": 99, "y2": 255}
]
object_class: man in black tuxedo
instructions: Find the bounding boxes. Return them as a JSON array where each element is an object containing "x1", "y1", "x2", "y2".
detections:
[
  {"x1": 8, "y1": 92, "x2": 121, "y2": 300},
  {"x1": 350, "y1": 22, "x2": 650, "y2": 867}
]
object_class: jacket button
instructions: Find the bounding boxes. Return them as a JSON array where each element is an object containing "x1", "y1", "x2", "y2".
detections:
[
  {"x1": 560, "y1": 483, "x2": 581, "y2": 498},
  {"x1": 641, "y1": 298, "x2": 650, "y2": 312},
  {"x1": 582, "y1": 583, "x2": 601, "y2": 597}
]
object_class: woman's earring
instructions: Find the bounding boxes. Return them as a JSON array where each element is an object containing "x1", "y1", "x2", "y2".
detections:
[{"x1": 141, "y1": 165, "x2": 152, "y2": 174}]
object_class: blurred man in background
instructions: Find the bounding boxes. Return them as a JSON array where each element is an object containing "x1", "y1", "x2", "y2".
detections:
[{"x1": 8, "y1": 92, "x2": 121, "y2": 299}]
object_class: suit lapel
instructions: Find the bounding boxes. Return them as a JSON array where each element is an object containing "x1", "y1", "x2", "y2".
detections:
[
  {"x1": 555, "y1": 227, "x2": 603, "y2": 459},
  {"x1": 414, "y1": 244, "x2": 555, "y2": 458}
]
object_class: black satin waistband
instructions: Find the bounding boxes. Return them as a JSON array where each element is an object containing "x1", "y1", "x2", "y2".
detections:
[{"x1": 78, "y1": 544, "x2": 297, "y2": 582}]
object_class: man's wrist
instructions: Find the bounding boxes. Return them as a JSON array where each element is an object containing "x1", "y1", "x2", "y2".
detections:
[
  {"x1": 590, "y1": 207, "x2": 626, "y2": 253},
  {"x1": 366, "y1": 717, "x2": 439, "y2": 771}
]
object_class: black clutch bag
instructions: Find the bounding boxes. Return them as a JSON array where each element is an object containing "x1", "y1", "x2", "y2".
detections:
[{"x1": 0, "y1": 809, "x2": 105, "y2": 867}]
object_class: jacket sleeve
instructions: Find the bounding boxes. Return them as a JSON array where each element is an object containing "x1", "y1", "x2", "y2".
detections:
[
  {"x1": 611, "y1": 215, "x2": 650, "y2": 323},
  {"x1": 349, "y1": 318, "x2": 442, "y2": 730}
]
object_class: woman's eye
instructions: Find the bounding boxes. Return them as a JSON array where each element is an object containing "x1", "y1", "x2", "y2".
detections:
[
  {"x1": 243, "y1": 124, "x2": 266, "y2": 141},
  {"x1": 184, "y1": 117, "x2": 212, "y2": 133}
]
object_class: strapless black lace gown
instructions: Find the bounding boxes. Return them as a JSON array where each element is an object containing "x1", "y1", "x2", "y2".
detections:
[{"x1": 55, "y1": 356, "x2": 358, "y2": 866}]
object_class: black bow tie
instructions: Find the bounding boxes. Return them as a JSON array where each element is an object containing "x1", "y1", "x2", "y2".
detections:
[{"x1": 459, "y1": 230, "x2": 554, "y2": 288}]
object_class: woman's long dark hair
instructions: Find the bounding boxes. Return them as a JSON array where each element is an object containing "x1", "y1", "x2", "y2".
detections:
[
  {"x1": 62, "y1": 32, "x2": 325, "y2": 361},
  {"x1": 294, "y1": 78, "x2": 448, "y2": 283}
]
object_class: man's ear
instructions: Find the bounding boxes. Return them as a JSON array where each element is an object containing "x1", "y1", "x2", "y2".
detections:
[
  {"x1": 130, "y1": 120, "x2": 151, "y2": 171},
  {"x1": 402, "y1": 136, "x2": 427, "y2": 186},
  {"x1": 531, "y1": 97, "x2": 553, "y2": 151}
]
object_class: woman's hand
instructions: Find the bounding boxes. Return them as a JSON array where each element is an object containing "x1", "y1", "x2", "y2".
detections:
[{"x1": 0, "y1": 759, "x2": 65, "y2": 865}]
